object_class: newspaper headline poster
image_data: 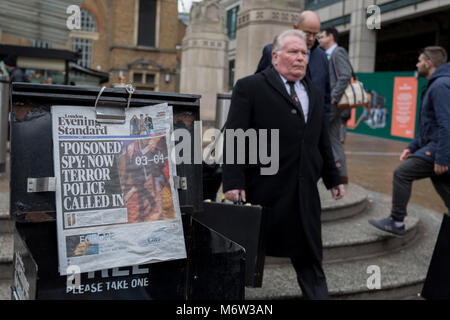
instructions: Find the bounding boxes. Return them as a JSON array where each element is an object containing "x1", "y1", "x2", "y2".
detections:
[{"x1": 52, "y1": 103, "x2": 186, "y2": 275}]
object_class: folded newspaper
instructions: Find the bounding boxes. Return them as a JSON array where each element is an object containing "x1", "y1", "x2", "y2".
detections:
[{"x1": 52, "y1": 103, "x2": 186, "y2": 275}]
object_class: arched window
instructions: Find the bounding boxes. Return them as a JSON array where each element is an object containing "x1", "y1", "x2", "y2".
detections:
[{"x1": 71, "y1": 9, "x2": 98, "y2": 68}]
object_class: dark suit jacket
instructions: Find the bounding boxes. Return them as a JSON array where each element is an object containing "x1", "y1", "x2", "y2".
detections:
[
  {"x1": 255, "y1": 40, "x2": 331, "y2": 116},
  {"x1": 223, "y1": 67, "x2": 341, "y2": 260}
]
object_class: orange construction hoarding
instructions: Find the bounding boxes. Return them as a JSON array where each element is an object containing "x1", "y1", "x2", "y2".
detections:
[{"x1": 391, "y1": 77, "x2": 418, "y2": 139}]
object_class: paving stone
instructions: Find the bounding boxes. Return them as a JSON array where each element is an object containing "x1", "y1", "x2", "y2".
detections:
[
  {"x1": 0, "y1": 233, "x2": 13, "y2": 280},
  {"x1": 0, "y1": 280, "x2": 11, "y2": 300}
]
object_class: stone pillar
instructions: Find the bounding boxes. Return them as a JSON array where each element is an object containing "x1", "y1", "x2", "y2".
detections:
[
  {"x1": 348, "y1": 0, "x2": 377, "y2": 72},
  {"x1": 234, "y1": 0, "x2": 303, "y2": 82},
  {"x1": 180, "y1": 0, "x2": 229, "y2": 122}
]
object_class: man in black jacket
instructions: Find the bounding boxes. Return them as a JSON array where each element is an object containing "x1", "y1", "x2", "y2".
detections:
[{"x1": 223, "y1": 30, "x2": 344, "y2": 300}]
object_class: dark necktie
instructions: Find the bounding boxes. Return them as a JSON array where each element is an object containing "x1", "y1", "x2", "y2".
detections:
[{"x1": 287, "y1": 81, "x2": 301, "y2": 108}]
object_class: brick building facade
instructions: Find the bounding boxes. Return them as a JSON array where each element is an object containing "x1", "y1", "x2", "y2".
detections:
[
  {"x1": 0, "y1": 0, "x2": 186, "y2": 91},
  {"x1": 80, "y1": 0, "x2": 186, "y2": 90}
]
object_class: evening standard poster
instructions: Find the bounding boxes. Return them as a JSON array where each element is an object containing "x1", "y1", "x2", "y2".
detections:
[{"x1": 51, "y1": 103, "x2": 186, "y2": 275}]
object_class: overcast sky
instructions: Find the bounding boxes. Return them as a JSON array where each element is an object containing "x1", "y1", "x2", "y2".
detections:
[{"x1": 178, "y1": 0, "x2": 202, "y2": 13}]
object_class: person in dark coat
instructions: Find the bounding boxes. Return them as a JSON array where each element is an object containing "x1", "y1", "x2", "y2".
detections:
[
  {"x1": 223, "y1": 30, "x2": 345, "y2": 300},
  {"x1": 369, "y1": 46, "x2": 450, "y2": 236},
  {"x1": 3, "y1": 54, "x2": 28, "y2": 83},
  {"x1": 255, "y1": 11, "x2": 331, "y2": 120}
]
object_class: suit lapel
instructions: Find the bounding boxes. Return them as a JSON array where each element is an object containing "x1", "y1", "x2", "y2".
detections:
[
  {"x1": 263, "y1": 67, "x2": 306, "y2": 123},
  {"x1": 263, "y1": 67, "x2": 299, "y2": 108}
]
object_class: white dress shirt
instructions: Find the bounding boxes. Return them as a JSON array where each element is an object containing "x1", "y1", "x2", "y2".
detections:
[
  {"x1": 279, "y1": 74, "x2": 310, "y2": 122},
  {"x1": 325, "y1": 43, "x2": 338, "y2": 60}
]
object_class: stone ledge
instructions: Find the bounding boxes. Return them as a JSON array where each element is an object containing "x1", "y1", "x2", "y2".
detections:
[
  {"x1": 322, "y1": 194, "x2": 420, "y2": 262},
  {"x1": 0, "y1": 280, "x2": 11, "y2": 300},
  {"x1": 320, "y1": 182, "x2": 368, "y2": 211},
  {"x1": 320, "y1": 182, "x2": 369, "y2": 222},
  {"x1": 0, "y1": 233, "x2": 13, "y2": 264}
]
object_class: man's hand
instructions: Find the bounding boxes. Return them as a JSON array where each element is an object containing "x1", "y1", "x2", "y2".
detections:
[
  {"x1": 330, "y1": 184, "x2": 345, "y2": 200},
  {"x1": 224, "y1": 189, "x2": 246, "y2": 203},
  {"x1": 435, "y1": 164, "x2": 449, "y2": 175},
  {"x1": 400, "y1": 149, "x2": 412, "y2": 161}
]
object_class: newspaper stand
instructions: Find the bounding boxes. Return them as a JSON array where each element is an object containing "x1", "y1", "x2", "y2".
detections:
[{"x1": 9, "y1": 83, "x2": 245, "y2": 300}]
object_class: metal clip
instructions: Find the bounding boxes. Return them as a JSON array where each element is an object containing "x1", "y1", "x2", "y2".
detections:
[
  {"x1": 94, "y1": 86, "x2": 106, "y2": 113},
  {"x1": 125, "y1": 84, "x2": 135, "y2": 112},
  {"x1": 27, "y1": 177, "x2": 56, "y2": 193},
  {"x1": 94, "y1": 85, "x2": 135, "y2": 124},
  {"x1": 173, "y1": 176, "x2": 187, "y2": 190}
]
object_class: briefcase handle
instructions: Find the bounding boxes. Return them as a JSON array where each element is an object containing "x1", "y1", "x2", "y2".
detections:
[{"x1": 220, "y1": 194, "x2": 250, "y2": 206}]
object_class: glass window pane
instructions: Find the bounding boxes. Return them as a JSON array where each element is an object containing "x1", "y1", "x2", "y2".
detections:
[
  {"x1": 138, "y1": 0, "x2": 157, "y2": 47},
  {"x1": 134, "y1": 73, "x2": 143, "y2": 83},
  {"x1": 145, "y1": 74, "x2": 155, "y2": 84},
  {"x1": 71, "y1": 9, "x2": 97, "y2": 68},
  {"x1": 227, "y1": 6, "x2": 239, "y2": 40}
]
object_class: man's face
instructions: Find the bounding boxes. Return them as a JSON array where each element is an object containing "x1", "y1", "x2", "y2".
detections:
[
  {"x1": 273, "y1": 35, "x2": 308, "y2": 82},
  {"x1": 416, "y1": 53, "x2": 431, "y2": 78},
  {"x1": 318, "y1": 31, "x2": 331, "y2": 50},
  {"x1": 295, "y1": 20, "x2": 320, "y2": 50}
]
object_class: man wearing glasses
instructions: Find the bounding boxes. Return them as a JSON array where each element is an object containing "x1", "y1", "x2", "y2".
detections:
[{"x1": 255, "y1": 11, "x2": 332, "y2": 122}]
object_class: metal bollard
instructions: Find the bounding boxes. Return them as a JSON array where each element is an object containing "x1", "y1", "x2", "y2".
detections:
[
  {"x1": 215, "y1": 93, "x2": 231, "y2": 130},
  {"x1": 0, "y1": 76, "x2": 9, "y2": 173}
]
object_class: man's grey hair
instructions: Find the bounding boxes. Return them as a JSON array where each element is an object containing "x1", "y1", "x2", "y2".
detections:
[{"x1": 272, "y1": 30, "x2": 307, "y2": 54}]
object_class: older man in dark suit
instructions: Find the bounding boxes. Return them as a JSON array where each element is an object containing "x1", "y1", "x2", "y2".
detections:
[{"x1": 223, "y1": 30, "x2": 345, "y2": 300}]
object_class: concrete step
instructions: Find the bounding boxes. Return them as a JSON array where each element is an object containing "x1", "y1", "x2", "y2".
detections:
[
  {"x1": 245, "y1": 191, "x2": 442, "y2": 300},
  {"x1": 0, "y1": 233, "x2": 13, "y2": 280},
  {"x1": 0, "y1": 192, "x2": 12, "y2": 234},
  {"x1": 321, "y1": 192, "x2": 420, "y2": 263},
  {"x1": 320, "y1": 182, "x2": 368, "y2": 222},
  {"x1": 0, "y1": 280, "x2": 11, "y2": 300}
]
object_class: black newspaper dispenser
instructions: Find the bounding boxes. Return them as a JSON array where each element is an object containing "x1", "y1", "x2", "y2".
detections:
[{"x1": 9, "y1": 83, "x2": 249, "y2": 300}]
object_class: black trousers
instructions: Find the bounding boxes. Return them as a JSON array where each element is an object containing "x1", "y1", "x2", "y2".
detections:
[
  {"x1": 290, "y1": 256, "x2": 329, "y2": 300},
  {"x1": 289, "y1": 230, "x2": 328, "y2": 300},
  {"x1": 391, "y1": 157, "x2": 450, "y2": 222},
  {"x1": 289, "y1": 215, "x2": 329, "y2": 300}
]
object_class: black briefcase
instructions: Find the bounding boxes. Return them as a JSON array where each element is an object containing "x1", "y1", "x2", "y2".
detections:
[
  {"x1": 421, "y1": 213, "x2": 450, "y2": 299},
  {"x1": 194, "y1": 201, "x2": 270, "y2": 288}
]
